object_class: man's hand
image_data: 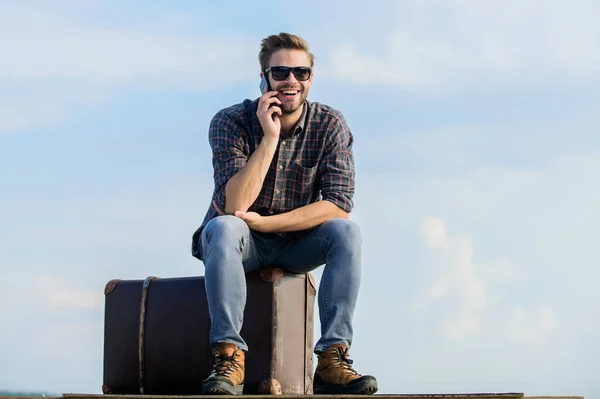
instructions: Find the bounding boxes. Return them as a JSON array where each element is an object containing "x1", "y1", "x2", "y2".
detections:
[
  {"x1": 213, "y1": 200, "x2": 271, "y2": 232},
  {"x1": 257, "y1": 90, "x2": 282, "y2": 139},
  {"x1": 233, "y1": 210, "x2": 270, "y2": 232}
]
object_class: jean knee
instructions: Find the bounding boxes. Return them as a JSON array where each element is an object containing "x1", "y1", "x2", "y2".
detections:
[
  {"x1": 202, "y1": 215, "x2": 248, "y2": 247},
  {"x1": 322, "y1": 218, "x2": 362, "y2": 246}
]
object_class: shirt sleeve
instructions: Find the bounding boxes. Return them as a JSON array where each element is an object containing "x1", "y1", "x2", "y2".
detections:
[
  {"x1": 319, "y1": 112, "x2": 355, "y2": 213},
  {"x1": 209, "y1": 111, "x2": 248, "y2": 211}
]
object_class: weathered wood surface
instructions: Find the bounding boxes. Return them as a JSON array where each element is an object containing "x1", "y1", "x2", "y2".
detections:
[
  {"x1": 71, "y1": 396, "x2": 525, "y2": 399},
  {"x1": 57, "y1": 393, "x2": 583, "y2": 399},
  {"x1": 0, "y1": 394, "x2": 585, "y2": 399}
]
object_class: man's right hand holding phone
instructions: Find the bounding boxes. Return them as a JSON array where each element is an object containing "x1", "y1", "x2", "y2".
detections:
[
  {"x1": 257, "y1": 90, "x2": 282, "y2": 140},
  {"x1": 223, "y1": 88, "x2": 281, "y2": 216}
]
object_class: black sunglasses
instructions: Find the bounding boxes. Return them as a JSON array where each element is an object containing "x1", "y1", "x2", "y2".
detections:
[{"x1": 265, "y1": 66, "x2": 312, "y2": 81}]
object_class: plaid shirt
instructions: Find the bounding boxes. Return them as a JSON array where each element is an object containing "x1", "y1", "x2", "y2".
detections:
[{"x1": 192, "y1": 98, "x2": 355, "y2": 259}]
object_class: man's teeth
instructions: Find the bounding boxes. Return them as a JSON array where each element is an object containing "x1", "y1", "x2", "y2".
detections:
[{"x1": 282, "y1": 91, "x2": 297, "y2": 95}]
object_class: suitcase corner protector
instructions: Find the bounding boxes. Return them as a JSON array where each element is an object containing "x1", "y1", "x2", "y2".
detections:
[
  {"x1": 258, "y1": 378, "x2": 282, "y2": 395},
  {"x1": 307, "y1": 272, "x2": 316, "y2": 293},
  {"x1": 104, "y1": 279, "x2": 121, "y2": 295},
  {"x1": 260, "y1": 268, "x2": 284, "y2": 283}
]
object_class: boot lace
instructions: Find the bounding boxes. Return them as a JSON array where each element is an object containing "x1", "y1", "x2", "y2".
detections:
[
  {"x1": 209, "y1": 352, "x2": 242, "y2": 378},
  {"x1": 331, "y1": 347, "x2": 359, "y2": 376}
]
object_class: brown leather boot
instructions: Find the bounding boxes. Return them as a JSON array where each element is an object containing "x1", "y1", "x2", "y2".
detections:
[
  {"x1": 201, "y1": 343, "x2": 245, "y2": 395},
  {"x1": 313, "y1": 343, "x2": 378, "y2": 395}
]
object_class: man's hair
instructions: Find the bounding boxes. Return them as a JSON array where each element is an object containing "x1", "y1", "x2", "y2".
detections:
[{"x1": 259, "y1": 32, "x2": 315, "y2": 72}]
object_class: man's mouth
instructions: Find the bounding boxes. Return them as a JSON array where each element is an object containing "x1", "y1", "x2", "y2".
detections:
[{"x1": 279, "y1": 89, "x2": 300, "y2": 99}]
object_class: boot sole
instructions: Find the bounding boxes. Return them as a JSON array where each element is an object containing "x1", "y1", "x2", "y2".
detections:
[
  {"x1": 201, "y1": 381, "x2": 244, "y2": 395},
  {"x1": 314, "y1": 377, "x2": 378, "y2": 395}
]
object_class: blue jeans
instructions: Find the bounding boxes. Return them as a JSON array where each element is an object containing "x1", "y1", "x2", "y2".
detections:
[{"x1": 198, "y1": 215, "x2": 362, "y2": 354}]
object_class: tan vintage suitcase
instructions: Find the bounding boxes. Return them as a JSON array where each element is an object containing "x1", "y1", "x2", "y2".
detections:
[{"x1": 102, "y1": 268, "x2": 316, "y2": 395}]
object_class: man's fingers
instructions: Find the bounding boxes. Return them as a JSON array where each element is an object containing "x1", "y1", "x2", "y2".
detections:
[
  {"x1": 262, "y1": 96, "x2": 281, "y2": 111},
  {"x1": 269, "y1": 106, "x2": 282, "y2": 118}
]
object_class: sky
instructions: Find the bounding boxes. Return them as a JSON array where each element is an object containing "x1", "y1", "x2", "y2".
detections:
[{"x1": 1, "y1": 0, "x2": 599, "y2": 397}]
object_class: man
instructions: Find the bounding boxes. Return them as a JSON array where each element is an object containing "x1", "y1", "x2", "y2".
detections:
[{"x1": 191, "y1": 32, "x2": 378, "y2": 395}]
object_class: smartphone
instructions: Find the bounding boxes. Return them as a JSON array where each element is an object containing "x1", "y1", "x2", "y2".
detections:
[
  {"x1": 260, "y1": 74, "x2": 277, "y2": 118},
  {"x1": 259, "y1": 74, "x2": 271, "y2": 94}
]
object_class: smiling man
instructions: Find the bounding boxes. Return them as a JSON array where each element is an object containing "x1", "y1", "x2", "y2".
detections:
[{"x1": 191, "y1": 32, "x2": 378, "y2": 396}]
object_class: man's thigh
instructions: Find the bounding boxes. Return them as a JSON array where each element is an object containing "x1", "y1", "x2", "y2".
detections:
[{"x1": 274, "y1": 228, "x2": 330, "y2": 274}]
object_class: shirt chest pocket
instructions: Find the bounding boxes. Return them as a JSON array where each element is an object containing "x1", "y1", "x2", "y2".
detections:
[{"x1": 291, "y1": 162, "x2": 319, "y2": 193}]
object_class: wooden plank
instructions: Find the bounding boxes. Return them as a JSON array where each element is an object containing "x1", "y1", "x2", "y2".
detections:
[
  {"x1": 0, "y1": 397, "x2": 62, "y2": 399},
  {"x1": 0, "y1": 394, "x2": 582, "y2": 399},
  {"x1": 59, "y1": 395, "x2": 584, "y2": 399},
  {"x1": 63, "y1": 393, "x2": 527, "y2": 399}
]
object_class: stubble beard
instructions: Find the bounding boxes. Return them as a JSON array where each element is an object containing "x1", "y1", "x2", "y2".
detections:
[{"x1": 280, "y1": 90, "x2": 308, "y2": 115}]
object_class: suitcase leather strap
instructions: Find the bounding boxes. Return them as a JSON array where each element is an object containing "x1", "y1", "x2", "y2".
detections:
[{"x1": 138, "y1": 275, "x2": 158, "y2": 394}]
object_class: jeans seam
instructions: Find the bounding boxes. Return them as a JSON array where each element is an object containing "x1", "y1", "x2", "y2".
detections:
[{"x1": 320, "y1": 265, "x2": 331, "y2": 330}]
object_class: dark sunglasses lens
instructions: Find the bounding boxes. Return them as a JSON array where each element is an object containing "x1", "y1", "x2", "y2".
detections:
[
  {"x1": 270, "y1": 67, "x2": 311, "y2": 81},
  {"x1": 293, "y1": 68, "x2": 310, "y2": 81},
  {"x1": 271, "y1": 68, "x2": 289, "y2": 80}
]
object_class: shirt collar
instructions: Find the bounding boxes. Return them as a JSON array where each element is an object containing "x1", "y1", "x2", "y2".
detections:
[{"x1": 291, "y1": 101, "x2": 309, "y2": 136}]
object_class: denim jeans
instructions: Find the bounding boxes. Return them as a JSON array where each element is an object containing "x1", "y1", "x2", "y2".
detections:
[{"x1": 198, "y1": 215, "x2": 362, "y2": 354}]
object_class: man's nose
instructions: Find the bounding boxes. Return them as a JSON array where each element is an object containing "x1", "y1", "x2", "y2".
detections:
[{"x1": 283, "y1": 71, "x2": 298, "y2": 84}]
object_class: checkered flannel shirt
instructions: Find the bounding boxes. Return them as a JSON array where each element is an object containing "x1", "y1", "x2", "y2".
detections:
[{"x1": 192, "y1": 98, "x2": 355, "y2": 259}]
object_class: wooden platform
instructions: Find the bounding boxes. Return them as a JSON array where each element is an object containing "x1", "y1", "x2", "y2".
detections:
[
  {"x1": 0, "y1": 393, "x2": 584, "y2": 399},
  {"x1": 62, "y1": 392, "x2": 584, "y2": 399}
]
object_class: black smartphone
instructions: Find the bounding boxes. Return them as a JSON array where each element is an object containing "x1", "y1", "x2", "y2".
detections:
[
  {"x1": 260, "y1": 74, "x2": 277, "y2": 119},
  {"x1": 259, "y1": 73, "x2": 271, "y2": 94}
]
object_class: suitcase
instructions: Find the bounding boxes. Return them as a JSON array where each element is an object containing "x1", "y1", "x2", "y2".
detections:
[{"x1": 102, "y1": 268, "x2": 316, "y2": 395}]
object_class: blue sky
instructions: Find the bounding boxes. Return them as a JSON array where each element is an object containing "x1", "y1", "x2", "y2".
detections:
[{"x1": 1, "y1": 1, "x2": 599, "y2": 397}]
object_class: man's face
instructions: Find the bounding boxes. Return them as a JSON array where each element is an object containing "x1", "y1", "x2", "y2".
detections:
[{"x1": 266, "y1": 49, "x2": 313, "y2": 115}]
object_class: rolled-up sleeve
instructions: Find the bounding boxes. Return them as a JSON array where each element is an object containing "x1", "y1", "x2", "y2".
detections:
[
  {"x1": 209, "y1": 111, "x2": 247, "y2": 210},
  {"x1": 319, "y1": 113, "x2": 355, "y2": 213}
]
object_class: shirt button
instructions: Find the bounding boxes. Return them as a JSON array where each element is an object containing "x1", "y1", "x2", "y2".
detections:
[
  {"x1": 278, "y1": 164, "x2": 283, "y2": 170},
  {"x1": 275, "y1": 189, "x2": 280, "y2": 194},
  {"x1": 269, "y1": 210, "x2": 274, "y2": 215},
  {"x1": 281, "y1": 141, "x2": 286, "y2": 146}
]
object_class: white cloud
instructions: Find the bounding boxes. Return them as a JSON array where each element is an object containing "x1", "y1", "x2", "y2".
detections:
[
  {"x1": 420, "y1": 217, "x2": 448, "y2": 249},
  {"x1": 417, "y1": 217, "x2": 560, "y2": 344},
  {"x1": 419, "y1": 218, "x2": 486, "y2": 339},
  {"x1": 0, "y1": 3, "x2": 257, "y2": 135},
  {"x1": 0, "y1": 4, "x2": 255, "y2": 87},
  {"x1": 0, "y1": 274, "x2": 103, "y2": 328},
  {"x1": 442, "y1": 310, "x2": 481, "y2": 340},
  {"x1": 323, "y1": 0, "x2": 600, "y2": 89},
  {"x1": 452, "y1": 234, "x2": 485, "y2": 309},
  {"x1": 506, "y1": 306, "x2": 557, "y2": 345},
  {"x1": 35, "y1": 276, "x2": 104, "y2": 310},
  {"x1": 0, "y1": 99, "x2": 66, "y2": 134}
]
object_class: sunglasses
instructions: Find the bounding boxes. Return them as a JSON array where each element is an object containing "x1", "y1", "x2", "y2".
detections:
[{"x1": 265, "y1": 66, "x2": 312, "y2": 81}]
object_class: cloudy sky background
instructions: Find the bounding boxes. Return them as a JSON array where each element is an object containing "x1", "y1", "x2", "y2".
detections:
[{"x1": 1, "y1": 0, "x2": 599, "y2": 397}]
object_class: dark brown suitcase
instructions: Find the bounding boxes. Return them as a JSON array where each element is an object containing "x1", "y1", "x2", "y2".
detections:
[{"x1": 102, "y1": 268, "x2": 316, "y2": 395}]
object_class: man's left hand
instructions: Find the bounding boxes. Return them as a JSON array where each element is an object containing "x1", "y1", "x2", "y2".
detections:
[
  {"x1": 234, "y1": 210, "x2": 270, "y2": 232},
  {"x1": 213, "y1": 200, "x2": 271, "y2": 232}
]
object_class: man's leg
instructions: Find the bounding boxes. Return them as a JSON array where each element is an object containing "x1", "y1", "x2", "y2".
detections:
[
  {"x1": 200, "y1": 214, "x2": 262, "y2": 350},
  {"x1": 199, "y1": 215, "x2": 262, "y2": 395},
  {"x1": 275, "y1": 218, "x2": 361, "y2": 352},
  {"x1": 275, "y1": 218, "x2": 377, "y2": 395}
]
